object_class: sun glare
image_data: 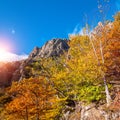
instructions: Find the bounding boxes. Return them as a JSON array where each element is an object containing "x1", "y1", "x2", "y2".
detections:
[{"x1": 0, "y1": 48, "x2": 10, "y2": 62}]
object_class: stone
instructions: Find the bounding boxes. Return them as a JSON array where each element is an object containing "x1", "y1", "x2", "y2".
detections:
[{"x1": 29, "y1": 38, "x2": 69, "y2": 59}]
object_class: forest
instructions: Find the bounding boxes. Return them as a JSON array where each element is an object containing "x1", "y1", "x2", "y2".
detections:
[{"x1": 0, "y1": 11, "x2": 120, "y2": 120}]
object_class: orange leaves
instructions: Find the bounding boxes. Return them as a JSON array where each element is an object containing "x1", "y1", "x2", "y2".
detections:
[
  {"x1": 91, "y1": 13, "x2": 120, "y2": 83},
  {"x1": 114, "y1": 11, "x2": 120, "y2": 21},
  {"x1": 5, "y1": 77, "x2": 59, "y2": 120}
]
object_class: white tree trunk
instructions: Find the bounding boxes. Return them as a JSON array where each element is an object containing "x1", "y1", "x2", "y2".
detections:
[{"x1": 90, "y1": 36, "x2": 111, "y2": 106}]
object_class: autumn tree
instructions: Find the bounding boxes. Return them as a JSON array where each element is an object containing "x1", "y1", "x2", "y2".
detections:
[
  {"x1": 44, "y1": 35, "x2": 105, "y2": 103},
  {"x1": 4, "y1": 77, "x2": 61, "y2": 120},
  {"x1": 90, "y1": 11, "x2": 120, "y2": 106},
  {"x1": 114, "y1": 11, "x2": 120, "y2": 21}
]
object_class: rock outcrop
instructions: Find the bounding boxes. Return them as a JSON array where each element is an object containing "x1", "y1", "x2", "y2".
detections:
[
  {"x1": 11, "y1": 38, "x2": 69, "y2": 82},
  {"x1": 61, "y1": 102, "x2": 120, "y2": 120},
  {"x1": 29, "y1": 38, "x2": 69, "y2": 59}
]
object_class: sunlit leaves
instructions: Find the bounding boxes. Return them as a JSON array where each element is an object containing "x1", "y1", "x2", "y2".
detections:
[{"x1": 5, "y1": 77, "x2": 60, "y2": 120}]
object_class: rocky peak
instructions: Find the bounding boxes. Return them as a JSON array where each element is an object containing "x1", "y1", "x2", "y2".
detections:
[
  {"x1": 29, "y1": 38, "x2": 69, "y2": 59},
  {"x1": 10, "y1": 38, "x2": 69, "y2": 82},
  {"x1": 29, "y1": 46, "x2": 41, "y2": 58}
]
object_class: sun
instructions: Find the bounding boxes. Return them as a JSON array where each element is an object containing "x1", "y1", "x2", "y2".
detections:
[{"x1": 0, "y1": 48, "x2": 10, "y2": 62}]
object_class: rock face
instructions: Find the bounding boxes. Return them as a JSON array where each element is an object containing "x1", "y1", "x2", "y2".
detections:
[
  {"x1": 29, "y1": 38, "x2": 69, "y2": 59},
  {"x1": 10, "y1": 38, "x2": 69, "y2": 82},
  {"x1": 61, "y1": 102, "x2": 120, "y2": 120}
]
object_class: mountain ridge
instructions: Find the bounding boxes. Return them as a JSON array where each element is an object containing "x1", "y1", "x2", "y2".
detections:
[
  {"x1": 29, "y1": 38, "x2": 69, "y2": 59},
  {"x1": 0, "y1": 38, "x2": 70, "y2": 87}
]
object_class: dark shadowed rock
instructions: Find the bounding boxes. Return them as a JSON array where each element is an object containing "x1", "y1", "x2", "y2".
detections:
[{"x1": 0, "y1": 62, "x2": 21, "y2": 87}]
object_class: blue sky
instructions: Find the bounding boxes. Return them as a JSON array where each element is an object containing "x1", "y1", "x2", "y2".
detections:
[{"x1": 0, "y1": 0, "x2": 119, "y2": 54}]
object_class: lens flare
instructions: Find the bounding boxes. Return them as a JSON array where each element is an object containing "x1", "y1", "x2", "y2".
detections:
[{"x1": 0, "y1": 48, "x2": 9, "y2": 61}]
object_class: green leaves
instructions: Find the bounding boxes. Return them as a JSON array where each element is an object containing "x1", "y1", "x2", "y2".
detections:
[{"x1": 78, "y1": 85, "x2": 105, "y2": 102}]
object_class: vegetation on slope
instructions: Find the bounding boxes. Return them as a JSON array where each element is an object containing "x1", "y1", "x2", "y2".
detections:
[{"x1": 0, "y1": 12, "x2": 120, "y2": 119}]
